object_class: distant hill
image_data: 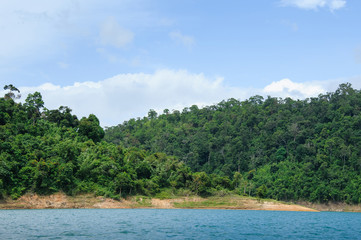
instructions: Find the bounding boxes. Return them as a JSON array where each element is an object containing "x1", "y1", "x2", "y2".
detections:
[{"x1": 105, "y1": 83, "x2": 361, "y2": 203}]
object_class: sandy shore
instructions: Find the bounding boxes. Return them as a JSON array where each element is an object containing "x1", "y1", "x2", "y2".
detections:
[{"x1": 0, "y1": 193, "x2": 321, "y2": 212}]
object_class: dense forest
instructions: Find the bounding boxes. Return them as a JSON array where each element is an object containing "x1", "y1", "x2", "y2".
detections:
[
  {"x1": 1, "y1": 83, "x2": 361, "y2": 204},
  {"x1": 0, "y1": 85, "x2": 232, "y2": 200},
  {"x1": 105, "y1": 83, "x2": 361, "y2": 203}
]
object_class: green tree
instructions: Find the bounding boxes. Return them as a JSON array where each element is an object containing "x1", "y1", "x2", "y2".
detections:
[
  {"x1": 3, "y1": 84, "x2": 21, "y2": 100},
  {"x1": 24, "y1": 92, "x2": 44, "y2": 123},
  {"x1": 78, "y1": 114, "x2": 105, "y2": 143},
  {"x1": 191, "y1": 172, "x2": 211, "y2": 196}
]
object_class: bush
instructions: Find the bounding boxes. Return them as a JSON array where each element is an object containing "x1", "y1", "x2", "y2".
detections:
[{"x1": 256, "y1": 185, "x2": 267, "y2": 199}]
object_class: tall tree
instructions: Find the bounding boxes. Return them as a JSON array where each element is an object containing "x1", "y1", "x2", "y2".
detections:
[
  {"x1": 24, "y1": 92, "x2": 44, "y2": 123},
  {"x1": 78, "y1": 114, "x2": 105, "y2": 143},
  {"x1": 3, "y1": 84, "x2": 21, "y2": 100}
]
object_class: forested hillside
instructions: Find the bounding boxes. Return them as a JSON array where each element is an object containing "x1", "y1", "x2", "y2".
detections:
[
  {"x1": 2, "y1": 83, "x2": 361, "y2": 203},
  {"x1": 105, "y1": 83, "x2": 361, "y2": 203},
  {"x1": 0, "y1": 86, "x2": 231, "y2": 200}
]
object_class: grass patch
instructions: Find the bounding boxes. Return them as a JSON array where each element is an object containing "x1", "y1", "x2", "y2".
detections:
[
  {"x1": 154, "y1": 188, "x2": 176, "y2": 200},
  {"x1": 129, "y1": 195, "x2": 152, "y2": 208},
  {"x1": 174, "y1": 197, "x2": 234, "y2": 209},
  {"x1": 174, "y1": 200, "x2": 228, "y2": 208}
]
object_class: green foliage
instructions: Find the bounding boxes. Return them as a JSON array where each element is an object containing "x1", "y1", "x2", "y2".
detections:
[
  {"x1": 256, "y1": 185, "x2": 267, "y2": 198},
  {"x1": 78, "y1": 114, "x2": 105, "y2": 143},
  {"x1": 191, "y1": 172, "x2": 211, "y2": 196},
  {"x1": 3, "y1": 84, "x2": 21, "y2": 100},
  {"x1": 0, "y1": 88, "x2": 216, "y2": 200},
  {"x1": 24, "y1": 92, "x2": 44, "y2": 123},
  {"x1": 45, "y1": 106, "x2": 79, "y2": 128},
  {"x1": 154, "y1": 188, "x2": 176, "y2": 199},
  {"x1": 104, "y1": 83, "x2": 361, "y2": 203},
  {"x1": 2, "y1": 84, "x2": 361, "y2": 204}
]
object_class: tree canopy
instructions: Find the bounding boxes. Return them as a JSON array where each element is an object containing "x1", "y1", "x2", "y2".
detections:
[
  {"x1": 105, "y1": 83, "x2": 361, "y2": 203},
  {"x1": 2, "y1": 83, "x2": 361, "y2": 204},
  {"x1": 0, "y1": 86, "x2": 231, "y2": 200}
]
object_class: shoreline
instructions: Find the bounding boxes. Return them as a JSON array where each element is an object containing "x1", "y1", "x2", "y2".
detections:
[
  {"x1": 0, "y1": 193, "x2": 321, "y2": 212},
  {"x1": 2, "y1": 193, "x2": 361, "y2": 212}
]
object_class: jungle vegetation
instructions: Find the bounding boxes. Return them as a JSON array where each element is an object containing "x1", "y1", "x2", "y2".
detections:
[
  {"x1": 1, "y1": 83, "x2": 361, "y2": 203},
  {"x1": 0, "y1": 85, "x2": 230, "y2": 200},
  {"x1": 105, "y1": 83, "x2": 361, "y2": 203}
]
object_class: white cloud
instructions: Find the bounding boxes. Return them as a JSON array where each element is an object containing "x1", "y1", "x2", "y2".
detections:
[
  {"x1": 263, "y1": 79, "x2": 325, "y2": 98},
  {"x1": 15, "y1": 69, "x2": 246, "y2": 126},
  {"x1": 169, "y1": 31, "x2": 195, "y2": 49},
  {"x1": 6, "y1": 70, "x2": 360, "y2": 127},
  {"x1": 262, "y1": 77, "x2": 361, "y2": 99},
  {"x1": 280, "y1": 0, "x2": 346, "y2": 11},
  {"x1": 99, "y1": 17, "x2": 134, "y2": 48}
]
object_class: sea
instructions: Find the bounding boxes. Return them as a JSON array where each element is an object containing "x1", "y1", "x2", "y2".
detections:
[{"x1": 1, "y1": 209, "x2": 360, "y2": 239}]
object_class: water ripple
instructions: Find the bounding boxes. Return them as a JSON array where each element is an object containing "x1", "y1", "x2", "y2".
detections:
[{"x1": 0, "y1": 209, "x2": 360, "y2": 239}]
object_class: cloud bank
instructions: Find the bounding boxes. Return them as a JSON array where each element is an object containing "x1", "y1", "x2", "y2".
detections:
[
  {"x1": 15, "y1": 70, "x2": 245, "y2": 126},
  {"x1": 6, "y1": 70, "x2": 360, "y2": 127},
  {"x1": 280, "y1": 0, "x2": 346, "y2": 11},
  {"x1": 262, "y1": 79, "x2": 324, "y2": 98}
]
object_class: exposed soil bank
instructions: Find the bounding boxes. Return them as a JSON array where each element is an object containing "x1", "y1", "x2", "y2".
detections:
[
  {"x1": 0, "y1": 193, "x2": 322, "y2": 212},
  {"x1": 297, "y1": 201, "x2": 361, "y2": 212}
]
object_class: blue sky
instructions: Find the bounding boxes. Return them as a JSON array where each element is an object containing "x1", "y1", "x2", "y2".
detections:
[{"x1": 1, "y1": 0, "x2": 360, "y2": 126}]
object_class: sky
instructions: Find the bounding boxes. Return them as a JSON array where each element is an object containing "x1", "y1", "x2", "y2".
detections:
[{"x1": 1, "y1": 0, "x2": 360, "y2": 127}]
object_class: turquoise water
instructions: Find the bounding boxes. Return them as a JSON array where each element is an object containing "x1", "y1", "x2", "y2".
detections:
[{"x1": 1, "y1": 209, "x2": 360, "y2": 239}]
